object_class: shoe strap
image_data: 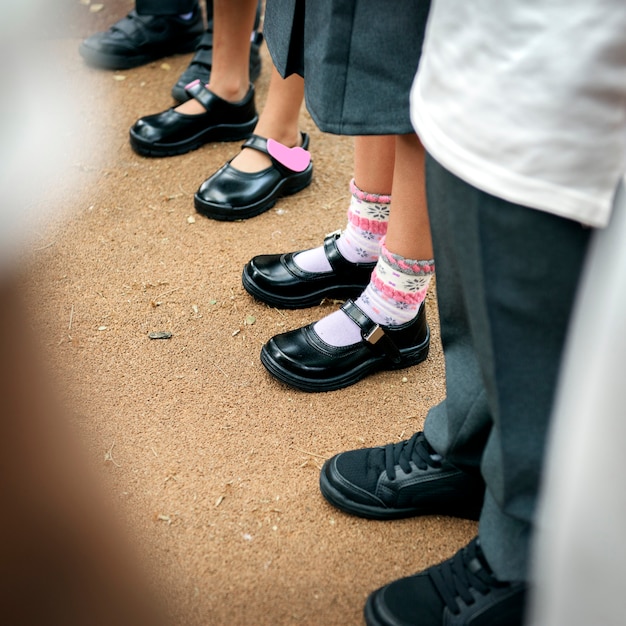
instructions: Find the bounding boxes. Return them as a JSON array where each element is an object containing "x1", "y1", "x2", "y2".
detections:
[
  {"x1": 184, "y1": 80, "x2": 218, "y2": 110},
  {"x1": 243, "y1": 132, "x2": 310, "y2": 155},
  {"x1": 189, "y1": 46, "x2": 213, "y2": 69},
  {"x1": 189, "y1": 27, "x2": 214, "y2": 67},
  {"x1": 242, "y1": 134, "x2": 269, "y2": 155},
  {"x1": 242, "y1": 133, "x2": 311, "y2": 174},
  {"x1": 323, "y1": 232, "x2": 356, "y2": 274},
  {"x1": 184, "y1": 81, "x2": 253, "y2": 111},
  {"x1": 341, "y1": 299, "x2": 402, "y2": 363},
  {"x1": 321, "y1": 232, "x2": 377, "y2": 276},
  {"x1": 112, "y1": 10, "x2": 153, "y2": 37}
]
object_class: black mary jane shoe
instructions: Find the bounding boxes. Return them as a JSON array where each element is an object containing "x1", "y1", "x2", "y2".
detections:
[
  {"x1": 260, "y1": 299, "x2": 430, "y2": 392},
  {"x1": 194, "y1": 133, "x2": 313, "y2": 220},
  {"x1": 242, "y1": 232, "x2": 376, "y2": 309},
  {"x1": 129, "y1": 80, "x2": 258, "y2": 157}
]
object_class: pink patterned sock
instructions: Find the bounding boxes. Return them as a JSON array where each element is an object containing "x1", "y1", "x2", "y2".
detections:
[
  {"x1": 314, "y1": 238, "x2": 435, "y2": 347},
  {"x1": 294, "y1": 179, "x2": 391, "y2": 273}
]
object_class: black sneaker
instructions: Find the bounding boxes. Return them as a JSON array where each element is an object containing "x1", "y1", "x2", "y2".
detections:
[
  {"x1": 79, "y1": 6, "x2": 204, "y2": 70},
  {"x1": 365, "y1": 538, "x2": 527, "y2": 626},
  {"x1": 171, "y1": 9, "x2": 264, "y2": 102},
  {"x1": 319, "y1": 432, "x2": 484, "y2": 520}
]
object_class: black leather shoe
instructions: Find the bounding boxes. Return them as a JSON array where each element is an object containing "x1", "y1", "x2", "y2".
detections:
[
  {"x1": 260, "y1": 299, "x2": 430, "y2": 392},
  {"x1": 129, "y1": 81, "x2": 257, "y2": 157},
  {"x1": 319, "y1": 431, "x2": 484, "y2": 520},
  {"x1": 171, "y1": 6, "x2": 264, "y2": 101},
  {"x1": 242, "y1": 233, "x2": 375, "y2": 308},
  {"x1": 365, "y1": 538, "x2": 527, "y2": 626},
  {"x1": 195, "y1": 133, "x2": 313, "y2": 221},
  {"x1": 79, "y1": 7, "x2": 204, "y2": 70}
]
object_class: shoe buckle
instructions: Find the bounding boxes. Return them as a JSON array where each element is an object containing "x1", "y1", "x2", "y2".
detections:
[{"x1": 365, "y1": 324, "x2": 385, "y2": 344}]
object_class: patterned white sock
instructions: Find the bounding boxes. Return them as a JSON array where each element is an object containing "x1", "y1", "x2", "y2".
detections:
[
  {"x1": 294, "y1": 179, "x2": 390, "y2": 273},
  {"x1": 314, "y1": 238, "x2": 435, "y2": 347}
]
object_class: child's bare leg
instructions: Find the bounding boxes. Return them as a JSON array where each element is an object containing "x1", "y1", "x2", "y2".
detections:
[
  {"x1": 233, "y1": 68, "x2": 305, "y2": 173},
  {"x1": 177, "y1": 0, "x2": 258, "y2": 114}
]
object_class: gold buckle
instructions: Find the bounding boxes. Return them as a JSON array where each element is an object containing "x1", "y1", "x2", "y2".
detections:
[{"x1": 365, "y1": 325, "x2": 384, "y2": 344}]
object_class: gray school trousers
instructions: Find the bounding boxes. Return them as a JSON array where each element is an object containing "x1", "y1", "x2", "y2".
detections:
[{"x1": 423, "y1": 154, "x2": 591, "y2": 582}]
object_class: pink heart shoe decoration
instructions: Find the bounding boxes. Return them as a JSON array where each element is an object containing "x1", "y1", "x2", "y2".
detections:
[{"x1": 267, "y1": 138, "x2": 311, "y2": 173}]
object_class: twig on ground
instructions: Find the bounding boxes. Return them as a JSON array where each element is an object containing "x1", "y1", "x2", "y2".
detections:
[{"x1": 293, "y1": 446, "x2": 327, "y2": 460}]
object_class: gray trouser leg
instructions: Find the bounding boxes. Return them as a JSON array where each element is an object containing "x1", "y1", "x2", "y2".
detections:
[{"x1": 423, "y1": 154, "x2": 590, "y2": 581}]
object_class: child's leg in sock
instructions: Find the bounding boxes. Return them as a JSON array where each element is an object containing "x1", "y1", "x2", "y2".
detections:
[
  {"x1": 295, "y1": 135, "x2": 395, "y2": 273},
  {"x1": 315, "y1": 133, "x2": 434, "y2": 347}
]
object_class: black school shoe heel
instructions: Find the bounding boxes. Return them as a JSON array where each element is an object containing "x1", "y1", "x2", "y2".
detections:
[
  {"x1": 242, "y1": 232, "x2": 376, "y2": 309},
  {"x1": 194, "y1": 133, "x2": 313, "y2": 221},
  {"x1": 129, "y1": 81, "x2": 257, "y2": 157},
  {"x1": 260, "y1": 299, "x2": 430, "y2": 392}
]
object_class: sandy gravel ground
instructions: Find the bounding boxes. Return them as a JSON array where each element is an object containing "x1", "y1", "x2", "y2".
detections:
[{"x1": 24, "y1": 2, "x2": 477, "y2": 623}]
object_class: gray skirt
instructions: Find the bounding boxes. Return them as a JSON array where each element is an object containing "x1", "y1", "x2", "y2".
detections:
[{"x1": 264, "y1": 0, "x2": 431, "y2": 135}]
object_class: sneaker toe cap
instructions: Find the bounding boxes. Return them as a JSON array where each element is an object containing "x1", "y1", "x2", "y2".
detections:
[{"x1": 322, "y1": 452, "x2": 387, "y2": 507}]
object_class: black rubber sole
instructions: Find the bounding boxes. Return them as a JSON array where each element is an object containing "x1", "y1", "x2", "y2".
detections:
[
  {"x1": 241, "y1": 269, "x2": 368, "y2": 309},
  {"x1": 129, "y1": 116, "x2": 258, "y2": 157},
  {"x1": 194, "y1": 166, "x2": 313, "y2": 221},
  {"x1": 363, "y1": 593, "x2": 386, "y2": 626},
  {"x1": 260, "y1": 327, "x2": 430, "y2": 393}
]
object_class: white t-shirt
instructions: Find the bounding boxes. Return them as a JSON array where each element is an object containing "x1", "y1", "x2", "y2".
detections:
[{"x1": 411, "y1": 1, "x2": 626, "y2": 228}]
